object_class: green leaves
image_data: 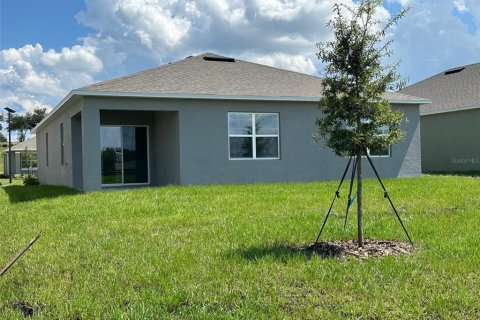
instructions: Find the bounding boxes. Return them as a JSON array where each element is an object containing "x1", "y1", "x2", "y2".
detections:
[
  {"x1": 7, "y1": 107, "x2": 48, "y2": 142},
  {"x1": 316, "y1": 0, "x2": 409, "y2": 155}
]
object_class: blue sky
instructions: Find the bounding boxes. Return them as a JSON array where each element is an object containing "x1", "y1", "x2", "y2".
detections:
[{"x1": 1, "y1": 0, "x2": 479, "y2": 115}]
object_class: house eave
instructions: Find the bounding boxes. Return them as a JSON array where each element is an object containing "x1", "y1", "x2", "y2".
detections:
[
  {"x1": 388, "y1": 98, "x2": 432, "y2": 105},
  {"x1": 76, "y1": 90, "x2": 432, "y2": 105},
  {"x1": 32, "y1": 90, "x2": 431, "y2": 133},
  {"x1": 420, "y1": 104, "x2": 480, "y2": 116},
  {"x1": 32, "y1": 91, "x2": 80, "y2": 133},
  {"x1": 75, "y1": 89, "x2": 322, "y2": 102}
]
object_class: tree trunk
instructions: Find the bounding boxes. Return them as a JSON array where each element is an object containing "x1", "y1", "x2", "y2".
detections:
[{"x1": 356, "y1": 150, "x2": 364, "y2": 247}]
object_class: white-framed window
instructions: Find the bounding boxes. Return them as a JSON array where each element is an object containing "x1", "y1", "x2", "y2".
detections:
[
  {"x1": 367, "y1": 125, "x2": 391, "y2": 157},
  {"x1": 345, "y1": 121, "x2": 391, "y2": 158},
  {"x1": 228, "y1": 112, "x2": 280, "y2": 160},
  {"x1": 20, "y1": 152, "x2": 38, "y2": 169}
]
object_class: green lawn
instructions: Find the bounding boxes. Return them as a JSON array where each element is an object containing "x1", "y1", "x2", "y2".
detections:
[{"x1": 0, "y1": 175, "x2": 479, "y2": 319}]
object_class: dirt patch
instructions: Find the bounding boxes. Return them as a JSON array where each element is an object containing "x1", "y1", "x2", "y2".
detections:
[
  {"x1": 12, "y1": 301, "x2": 34, "y2": 317},
  {"x1": 300, "y1": 239, "x2": 415, "y2": 259},
  {"x1": 0, "y1": 301, "x2": 45, "y2": 317}
]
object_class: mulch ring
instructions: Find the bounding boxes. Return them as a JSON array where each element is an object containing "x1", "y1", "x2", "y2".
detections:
[{"x1": 300, "y1": 239, "x2": 415, "y2": 259}]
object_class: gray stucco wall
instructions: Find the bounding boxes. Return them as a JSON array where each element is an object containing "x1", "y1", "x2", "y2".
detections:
[
  {"x1": 421, "y1": 108, "x2": 480, "y2": 172},
  {"x1": 36, "y1": 96, "x2": 421, "y2": 191},
  {"x1": 36, "y1": 100, "x2": 83, "y2": 187},
  {"x1": 155, "y1": 111, "x2": 180, "y2": 185},
  {"x1": 71, "y1": 114, "x2": 83, "y2": 189},
  {"x1": 178, "y1": 100, "x2": 420, "y2": 185}
]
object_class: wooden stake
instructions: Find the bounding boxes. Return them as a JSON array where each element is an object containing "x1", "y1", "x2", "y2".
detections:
[{"x1": 0, "y1": 232, "x2": 41, "y2": 277}]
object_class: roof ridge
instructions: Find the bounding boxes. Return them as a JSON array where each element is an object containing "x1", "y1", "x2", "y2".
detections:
[
  {"x1": 82, "y1": 52, "x2": 323, "y2": 91},
  {"x1": 403, "y1": 61, "x2": 480, "y2": 89},
  {"x1": 412, "y1": 62, "x2": 480, "y2": 85},
  {"x1": 233, "y1": 56, "x2": 323, "y2": 81},
  {"x1": 80, "y1": 52, "x2": 210, "y2": 90},
  {"x1": 451, "y1": 61, "x2": 480, "y2": 69}
]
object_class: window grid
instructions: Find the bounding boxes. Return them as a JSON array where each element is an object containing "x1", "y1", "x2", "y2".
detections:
[
  {"x1": 367, "y1": 130, "x2": 391, "y2": 158},
  {"x1": 20, "y1": 152, "x2": 38, "y2": 169},
  {"x1": 228, "y1": 112, "x2": 280, "y2": 160},
  {"x1": 348, "y1": 123, "x2": 391, "y2": 158}
]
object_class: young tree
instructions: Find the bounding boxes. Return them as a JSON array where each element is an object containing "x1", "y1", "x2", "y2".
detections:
[{"x1": 315, "y1": 0, "x2": 408, "y2": 246}]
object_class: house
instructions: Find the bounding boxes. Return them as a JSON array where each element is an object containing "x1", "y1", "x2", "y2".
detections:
[
  {"x1": 3, "y1": 136, "x2": 37, "y2": 177},
  {"x1": 32, "y1": 53, "x2": 430, "y2": 191},
  {"x1": 400, "y1": 62, "x2": 480, "y2": 172}
]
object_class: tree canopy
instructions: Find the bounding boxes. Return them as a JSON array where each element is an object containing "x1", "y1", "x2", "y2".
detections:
[
  {"x1": 315, "y1": 0, "x2": 408, "y2": 247},
  {"x1": 315, "y1": 0, "x2": 408, "y2": 156},
  {"x1": 8, "y1": 107, "x2": 48, "y2": 142}
]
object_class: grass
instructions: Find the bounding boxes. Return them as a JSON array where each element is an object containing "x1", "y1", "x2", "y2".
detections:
[
  {"x1": 0, "y1": 144, "x2": 27, "y2": 186},
  {"x1": 0, "y1": 175, "x2": 479, "y2": 319}
]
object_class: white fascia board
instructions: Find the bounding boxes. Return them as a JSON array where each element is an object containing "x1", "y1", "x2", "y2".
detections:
[
  {"x1": 31, "y1": 91, "x2": 76, "y2": 133},
  {"x1": 421, "y1": 104, "x2": 479, "y2": 116},
  {"x1": 388, "y1": 98, "x2": 432, "y2": 105},
  {"x1": 74, "y1": 90, "x2": 321, "y2": 102},
  {"x1": 32, "y1": 89, "x2": 431, "y2": 132},
  {"x1": 77, "y1": 90, "x2": 431, "y2": 104}
]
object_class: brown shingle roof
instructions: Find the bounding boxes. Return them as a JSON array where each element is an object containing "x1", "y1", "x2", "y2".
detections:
[
  {"x1": 399, "y1": 62, "x2": 480, "y2": 115},
  {"x1": 33, "y1": 53, "x2": 430, "y2": 134},
  {"x1": 82, "y1": 53, "x2": 427, "y2": 102},
  {"x1": 9, "y1": 136, "x2": 36, "y2": 151}
]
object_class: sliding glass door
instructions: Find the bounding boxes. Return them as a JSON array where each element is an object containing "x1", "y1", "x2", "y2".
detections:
[{"x1": 101, "y1": 126, "x2": 149, "y2": 185}]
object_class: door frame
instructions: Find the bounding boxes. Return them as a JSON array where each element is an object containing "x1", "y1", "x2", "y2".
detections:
[{"x1": 100, "y1": 124, "x2": 150, "y2": 187}]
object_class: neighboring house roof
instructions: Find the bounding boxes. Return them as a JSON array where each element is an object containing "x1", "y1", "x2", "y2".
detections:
[
  {"x1": 6, "y1": 136, "x2": 37, "y2": 152},
  {"x1": 33, "y1": 53, "x2": 430, "y2": 133},
  {"x1": 399, "y1": 62, "x2": 480, "y2": 115}
]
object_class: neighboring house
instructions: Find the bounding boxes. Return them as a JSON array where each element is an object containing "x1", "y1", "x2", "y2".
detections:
[
  {"x1": 32, "y1": 53, "x2": 430, "y2": 191},
  {"x1": 3, "y1": 136, "x2": 37, "y2": 177},
  {"x1": 400, "y1": 62, "x2": 480, "y2": 172}
]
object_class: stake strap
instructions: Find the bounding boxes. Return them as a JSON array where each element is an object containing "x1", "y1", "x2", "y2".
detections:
[
  {"x1": 315, "y1": 153, "x2": 354, "y2": 243},
  {"x1": 364, "y1": 149, "x2": 414, "y2": 246}
]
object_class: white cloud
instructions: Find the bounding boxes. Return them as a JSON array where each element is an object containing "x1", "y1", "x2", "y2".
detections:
[
  {"x1": 0, "y1": 43, "x2": 103, "y2": 113},
  {"x1": 387, "y1": 0, "x2": 412, "y2": 7},
  {"x1": 251, "y1": 53, "x2": 317, "y2": 74},
  {"x1": 254, "y1": 0, "x2": 307, "y2": 21},
  {"x1": 391, "y1": 0, "x2": 480, "y2": 83},
  {"x1": 77, "y1": 0, "x2": 194, "y2": 62},
  {"x1": 462, "y1": 0, "x2": 480, "y2": 27},
  {"x1": 453, "y1": 0, "x2": 468, "y2": 12},
  {"x1": 116, "y1": 0, "x2": 192, "y2": 47},
  {"x1": 203, "y1": 0, "x2": 247, "y2": 25},
  {"x1": 3, "y1": 0, "x2": 479, "y2": 116},
  {"x1": 40, "y1": 45, "x2": 103, "y2": 73},
  {"x1": 74, "y1": 0, "x2": 353, "y2": 75}
]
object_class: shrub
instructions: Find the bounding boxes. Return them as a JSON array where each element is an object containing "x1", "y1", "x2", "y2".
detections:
[{"x1": 23, "y1": 174, "x2": 40, "y2": 186}]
